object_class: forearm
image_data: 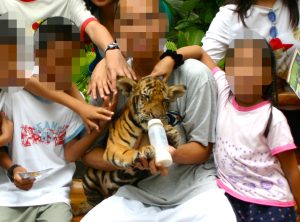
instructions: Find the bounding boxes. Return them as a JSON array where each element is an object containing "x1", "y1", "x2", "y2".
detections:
[
  {"x1": 64, "y1": 130, "x2": 100, "y2": 162},
  {"x1": 277, "y1": 151, "x2": 300, "y2": 210},
  {"x1": 85, "y1": 21, "x2": 114, "y2": 52},
  {"x1": 288, "y1": 172, "x2": 300, "y2": 213},
  {"x1": 25, "y1": 76, "x2": 84, "y2": 114},
  {"x1": 176, "y1": 46, "x2": 217, "y2": 70},
  {"x1": 176, "y1": 45, "x2": 203, "y2": 60},
  {"x1": 82, "y1": 148, "x2": 119, "y2": 171},
  {"x1": 0, "y1": 135, "x2": 11, "y2": 147},
  {"x1": 66, "y1": 83, "x2": 85, "y2": 103},
  {"x1": 172, "y1": 142, "x2": 211, "y2": 165},
  {"x1": 284, "y1": 166, "x2": 300, "y2": 210},
  {"x1": 0, "y1": 150, "x2": 13, "y2": 170}
]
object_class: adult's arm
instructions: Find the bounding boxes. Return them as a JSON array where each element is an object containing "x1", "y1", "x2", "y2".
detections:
[{"x1": 172, "y1": 60, "x2": 218, "y2": 164}]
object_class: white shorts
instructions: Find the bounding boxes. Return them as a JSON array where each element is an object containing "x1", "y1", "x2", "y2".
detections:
[{"x1": 81, "y1": 188, "x2": 237, "y2": 222}]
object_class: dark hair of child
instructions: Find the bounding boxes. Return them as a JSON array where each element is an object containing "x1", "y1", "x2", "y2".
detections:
[
  {"x1": 34, "y1": 17, "x2": 80, "y2": 50},
  {"x1": 0, "y1": 13, "x2": 17, "y2": 45}
]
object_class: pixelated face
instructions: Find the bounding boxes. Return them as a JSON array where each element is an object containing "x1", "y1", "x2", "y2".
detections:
[
  {"x1": 225, "y1": 39, "x2": 272, "y2": 97},
  {"x1": 0, "y1": 13, "x2": 28, "y2": 87},
  {"x1": 37, "y1": 40, "x2": 79, "y2": 90},
  {"x1": 114, "y1": 0, "x2": 168, "y2": 58},
  {"x1": 91, "y1": 0, "x2": 116, "y2": 7},
  {"x1": 0, "y1": 44, "x2": 17, "y2": 86}
]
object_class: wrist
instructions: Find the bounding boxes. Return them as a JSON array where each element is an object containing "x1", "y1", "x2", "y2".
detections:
[
  {"x1": 7, "y1": 164, "x2": 21, "y2": 182},
  {"x1": 104, "y1": 40, "x2": 120, "y2": 54},
  {"x1": 0, "y1": 133, "x2": 11, "y2": 144},
  {"x1": 160, "y1": 50, "x2": 184, "y2": 69}
]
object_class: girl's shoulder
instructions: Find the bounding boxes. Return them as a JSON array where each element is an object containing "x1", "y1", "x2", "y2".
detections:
[
  {"x1": 270, "y1": 106, "x2": 289, "y2": 125},
  {"x1": 217, "y1": 4, "x2": 238, "y2": 17}
]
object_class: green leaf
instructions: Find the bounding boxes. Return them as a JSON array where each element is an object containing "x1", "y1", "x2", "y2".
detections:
[
  {"x1": 177, "y1": 31, "x2": 188, "y2": 48},
  {"x1": 174, "y1": 19, "x2": 193, "y2": 30},
  {"x1": 184, "y1": 28, "x2": 205, "y2": 45},
  {"x1": 181, "y1": 0, "x2": 201, "y2": 12},
  {"x1": 165, "y1": 41, "x2": 178, "y2": 50},
  {"x1": 164, "y1": 0, "x2": 183, "y2": 17}
]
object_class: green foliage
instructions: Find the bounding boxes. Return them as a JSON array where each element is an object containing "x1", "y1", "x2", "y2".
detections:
[
  {"x1": 164, "y1": 0, "x2": 225, "y2": 47},
  {"x1": 74, "y1": 43, "x2": 96, "y2": 102}
]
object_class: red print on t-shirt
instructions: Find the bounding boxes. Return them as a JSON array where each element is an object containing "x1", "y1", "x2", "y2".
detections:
[{"x1": 21, "y1": 124, "x2": 69, "y2": 147}]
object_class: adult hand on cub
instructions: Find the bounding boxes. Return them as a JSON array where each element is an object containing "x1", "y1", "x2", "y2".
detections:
[
  {"x1": 149, "y1": 56, "x2": 175, "y2": 82},
  {"x1": 134, "y1": 145, "x2": 176, "y2": 176},
  {"x1": 134, "y1": 158, "x2": 169, "y2": 176}
]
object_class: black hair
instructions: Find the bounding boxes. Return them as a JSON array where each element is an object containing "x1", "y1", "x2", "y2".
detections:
[
  {"x1": 225, "y1": 0, "x2": 299, "y2": 29},
  {"x1": 262, "y1": 42, "x2": 277, "y2": 137},
  {"x1": 0, "y1": 13, "x2": 17, "y2": 45},
  {"x1": 34, "y1": 17, "x2": 80, "y2": 50}
]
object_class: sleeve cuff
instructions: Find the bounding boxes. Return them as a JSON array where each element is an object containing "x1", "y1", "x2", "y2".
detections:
[
  {"x1": 211, "y1": 67, "x2": 221, "y2": 75},
  {"x1": 271, "y1": 143, "x2": 297, "y2": 156},
  {"x1": 80, "y1": 17, "x2": 99, "y2": 41},
  {"x1": 64, "y1": 124, "x2": 85, "y2": 144}
]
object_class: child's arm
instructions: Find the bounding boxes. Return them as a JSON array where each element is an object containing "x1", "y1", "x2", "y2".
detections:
[
  {"x1": 85, "y1": 21, "x2": 136, "y2": 93},
  {"x1": 64, "y1": 93, "x2": 117, "y2": 162},
  {"x1": 25, "y1": 76, "x2": 113, "y2": 133},
  {"x1": 64, "y1": 129, "x2": 100, "y2": 162},
  {"x1": 0, "y1": 112, "x2": 13, "y2": 146},
  {"x1": 277, "y1": 150, "x2": 300, "y2": 212},
  {"x1": 0, "y1": 151, "x2": 35, "y2": 191},
  {"x1": 82, "y1": 148, "x2": 119, "y2": 171},
  {"x1": 150, "y1": 45, "x2": 217, "y2": 80}
]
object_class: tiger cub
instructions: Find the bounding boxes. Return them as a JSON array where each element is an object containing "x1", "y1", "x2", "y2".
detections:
[{"x1": 78, "y1": 76, "x2": 186, "y2": 215}]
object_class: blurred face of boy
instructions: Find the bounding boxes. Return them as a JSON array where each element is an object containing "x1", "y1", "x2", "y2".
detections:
[
  {"x1": 0, "y1": 44, "x2": 17, "y2": 86},
  {"x1": 225, "y1": 39, "x2": 272, "y2": 99},
  {"x1": 114, "y1": 0, "x2": 168, "y2": 59},
  {"x1": 38, "y1": 40, "x2": 78, "y2": 90},
  {"x1": 0, "y1": 14, "x2": 27, "y2": 87}
]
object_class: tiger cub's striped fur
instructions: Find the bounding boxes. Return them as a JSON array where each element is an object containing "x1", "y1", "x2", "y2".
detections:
[{"x1": 79, "y1": 77, "x2": 186, "y2": 215}]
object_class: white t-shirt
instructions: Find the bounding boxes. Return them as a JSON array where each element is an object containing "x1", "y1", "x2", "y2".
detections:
[
  {"x1": 213, "y1": 70, "x2": 297, "y2": 207},
  {"x1": 0, "y1": 0, "x2": 96, "y2": 33},
  {"x1": 202, "y1": 1, "x2": 300, "y2": 78},
  {"x1": 0, "y1": 90, "x2": 84, "y2": 207}
]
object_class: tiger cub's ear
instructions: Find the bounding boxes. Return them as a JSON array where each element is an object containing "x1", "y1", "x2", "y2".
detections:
[
  {"x1": 117, "y1": 77, "x2": 137, "y2": 97},
  {"x1": 168, "y1": 85, "x2": 186, "y2": 101}
]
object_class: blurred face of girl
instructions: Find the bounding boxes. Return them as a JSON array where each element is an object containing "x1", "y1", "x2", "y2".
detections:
[
  {"x1": 225, "y1": 39, "x2": 272, "y2": 98},
  {"x1": 114, "y1": 0, "x2": 168, "y2": 58}
]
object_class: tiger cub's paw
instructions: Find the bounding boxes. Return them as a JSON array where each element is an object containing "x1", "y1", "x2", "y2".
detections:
[
  {"x1": 164, "y1": 124, "x2": 180, "y2": 148},
  {"x1": 134, "y1": 145, "x2": 155, "y2": 163}
]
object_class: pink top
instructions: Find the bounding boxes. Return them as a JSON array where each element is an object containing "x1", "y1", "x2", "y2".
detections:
[{"x1": 213, "y1": 69, "x2": 296, "y2": 207}]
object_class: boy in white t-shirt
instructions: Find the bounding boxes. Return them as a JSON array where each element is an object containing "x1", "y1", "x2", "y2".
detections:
[
  {"x1": 0, "y1": 0, "x2": 135, "y2": 93},
  {"x1": 0, "y1": 16, "x2": 112, "y2": 222},
  {"x1": 0, "y1": 1, "x2": 120, "y2": 133}
]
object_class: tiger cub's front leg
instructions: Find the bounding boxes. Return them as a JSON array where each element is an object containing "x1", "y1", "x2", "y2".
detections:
[
  {"x1": 164, "y1": 124, "x2": 180, "y2": 148},
  {"x1": 104, "y1": 143, "x2": 156, "y2": 168}
]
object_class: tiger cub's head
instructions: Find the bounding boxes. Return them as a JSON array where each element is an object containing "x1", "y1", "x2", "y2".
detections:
[{"x1": 118, "y1": 76, "x2": 186, "y2": 130}]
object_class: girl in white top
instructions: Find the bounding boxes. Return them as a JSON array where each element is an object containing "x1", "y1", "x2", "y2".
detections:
[
  {"x1": 201, "y1": 0, "x2": 300, "y2": 80},
  {"x1": 195, "y1": 30, "x2": 300, "y2": 221}
]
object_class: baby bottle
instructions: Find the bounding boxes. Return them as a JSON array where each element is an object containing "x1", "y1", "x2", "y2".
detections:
[{"x1": 148, "y1": 119, "x2": 173, "y2": 167}]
